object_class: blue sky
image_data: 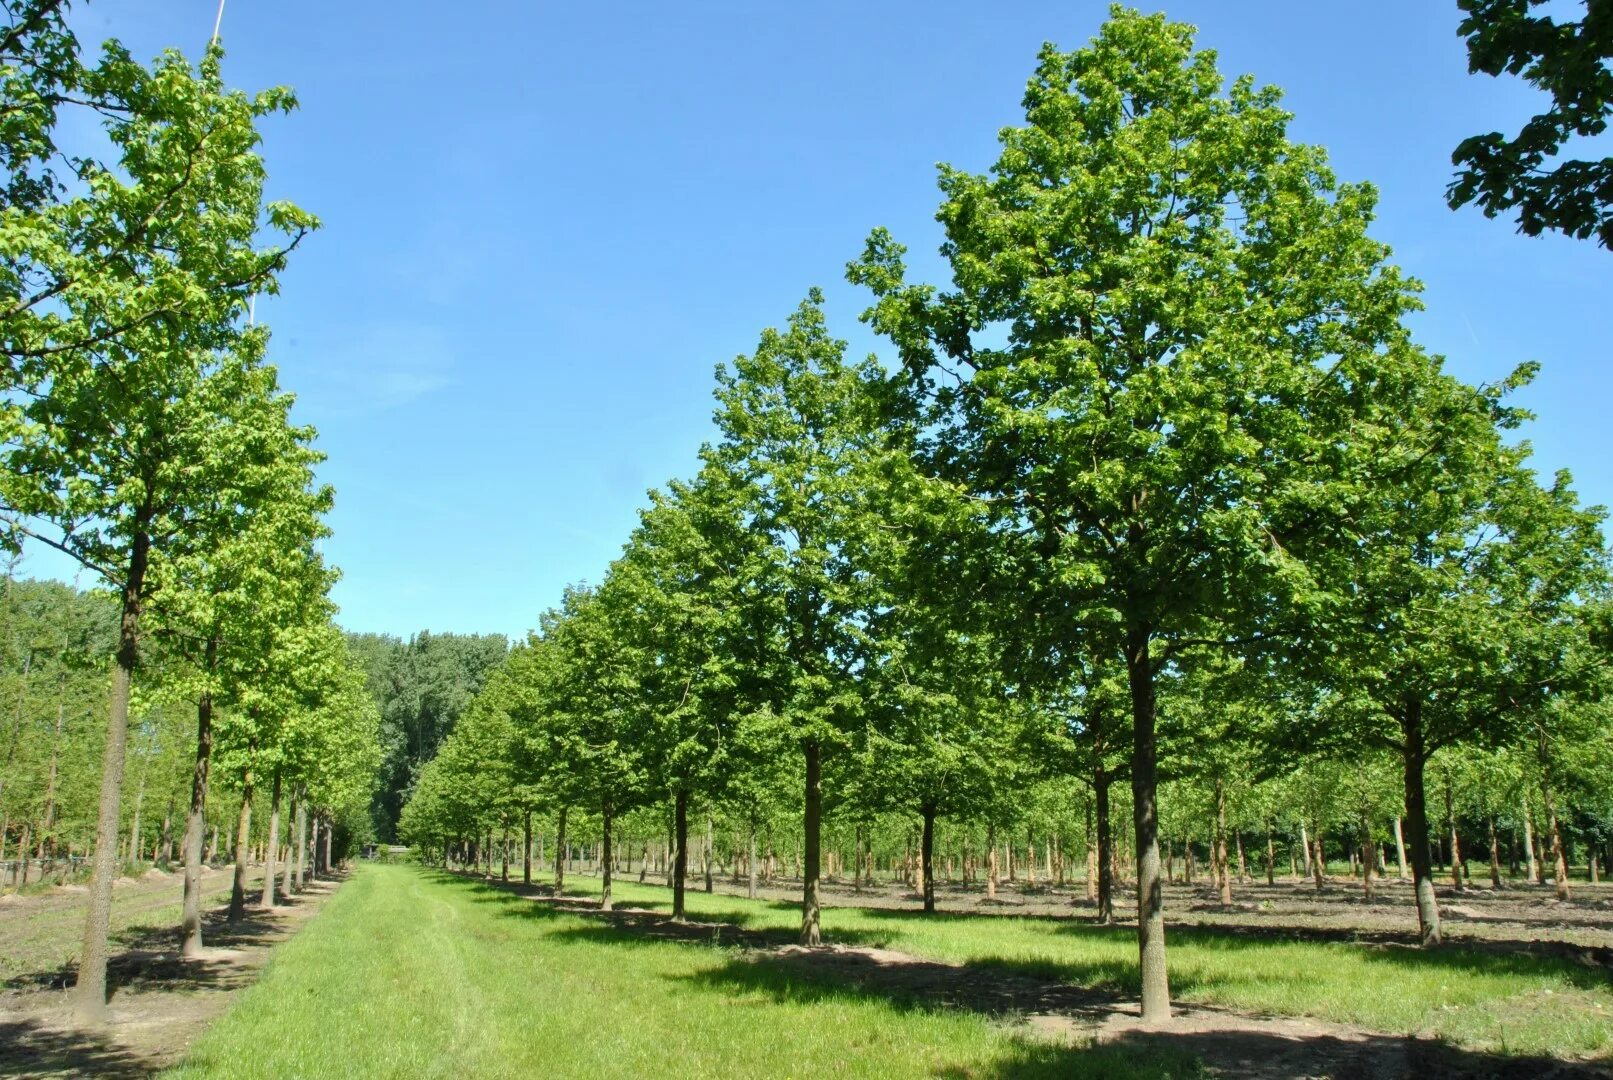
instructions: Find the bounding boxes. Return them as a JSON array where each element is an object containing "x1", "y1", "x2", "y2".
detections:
[{"x1": 27, "y1": 1, "x2": 1612, "y2": 639}]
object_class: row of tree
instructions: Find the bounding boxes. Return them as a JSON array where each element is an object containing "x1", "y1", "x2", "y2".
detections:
[
  {"x1": 0, "y1": 3, "x2": 379, "y2": 1024},
  {"x1": 401, "y1": 9, "x2": 1611, "y2": 1024}
]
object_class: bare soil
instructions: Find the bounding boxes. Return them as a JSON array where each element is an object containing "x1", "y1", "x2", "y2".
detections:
[{"x1": 0, "y1": 868, "x2": 344, "y2": 1078}]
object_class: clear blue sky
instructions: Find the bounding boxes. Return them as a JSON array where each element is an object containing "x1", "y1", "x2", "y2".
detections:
[{"x1": 26, "y1": 0, "x2": 1612, "y2": 639}]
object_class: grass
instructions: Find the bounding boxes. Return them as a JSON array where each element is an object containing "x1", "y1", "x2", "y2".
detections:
[
  {"x1": 165, "y1": 863, "x2": 1200, "y2": 1080},
  {"x1": 547, "y1": 872, "x2": 1613, "y2": 1058}
]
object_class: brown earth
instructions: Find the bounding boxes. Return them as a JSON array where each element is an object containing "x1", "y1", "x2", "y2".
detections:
[{"x1": 0, "y1": 868, "x2": 344, "y2": 1078}]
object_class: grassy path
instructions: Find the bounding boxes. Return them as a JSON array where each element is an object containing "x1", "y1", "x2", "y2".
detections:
[{"x1": 165, "y1": 864, "x2": 1192, "y2": 1079}]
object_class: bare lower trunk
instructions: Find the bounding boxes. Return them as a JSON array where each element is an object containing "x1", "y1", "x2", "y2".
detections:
[
  {"x1": 987, "y1": 822, "x2": 998, "y2": 901},
  {"x1": 283, "y1": 793, "x2": 297, "y2": 896},
  {"x1": 672, "y1": 791, "x2": 689, "y2": 921},
  {"x1": 1095, "y1": 768, "x2": 1113, "y2": 922},
  {"x1": 262, "y1": 773, "x2": 282, "y2": 908},
  {"x1": 229, "y1": 776, "x2": 254, "y2": 922},
  {"x1": 76, "y1": 535, "x2": 148, "y2": 1025},
  {"x1": 1312, "y1": 830, "x2": 1325, "y2": 892},
  {"x1": 1215, "y1": 777, "x2": 1232, "y2": 905},
  {"x1": 1523, "y1": 797, "x2": 1541, "y2": 884},
  {"x1": 523, "y1": 809, "x2": 532, "y2": 885},
  {"x1": 1126, "y1": 625, "x2": 1170, "y2": 1024},
  {"x1": 1547, "y1": 792, "x2": 1571, "y2": 902},
  {"x1": 553, "y1": 806, "x2": 568, "y2": 893},
  {"x1": 1394, "y1": 817, "x2": 1409, "y2": 882},
  {"x1": 704, "y1": 815, "x2": 713, "y2": 894},
  {"x1": 1487, "y1": 818, "x2": 1503, "y2": 888},
  {"x1": 181, "y1": 681, "x2": 214, "y2": 959},
  {"x1": 1444, "y1": 775, "x2": 1463, "y2": 890},
  {"x1": 1265, "y1": 821, "x2": 1276, "y2": 886},
  {"x1": 600, "y1": 804, "x2": 614, "y2": 912},
  {"x1": 800, "y1": 741, "x2": 822, "y2": 945},
  {"x1": 1400, "y1": 707, "x2": 1441, "y2": 946},
  {"x1": 747, "y1": 823, "x2": 758, "y2": 899},
  {"x1": 920, "y1": 803, "x2": 937, "y2": 914},
  {"x1": 1300, "y1": 822, "x2": 1312, "y2": 879}
]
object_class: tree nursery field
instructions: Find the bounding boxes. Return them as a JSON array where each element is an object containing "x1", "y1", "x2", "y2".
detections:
[{"x1": 3, "y1": 1, "x2": 1613, "y2": 1078}]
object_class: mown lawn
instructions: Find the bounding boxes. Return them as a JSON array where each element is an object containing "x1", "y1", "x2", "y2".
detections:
[
  {"x1": 164, "y1": 863, "x2": 1198, "y2": 1079},
  {"x1": 554, "y1": 873, "x2": 1613, "y2": 1059}
]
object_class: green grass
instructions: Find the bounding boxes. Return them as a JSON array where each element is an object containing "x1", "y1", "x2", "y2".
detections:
[
  {"x1": 549, "y1": 873, "x2": 1613, "y2": 1058},
  {"x1": 165, "y1": 864, "x2": 1200, "y2": 1079}
]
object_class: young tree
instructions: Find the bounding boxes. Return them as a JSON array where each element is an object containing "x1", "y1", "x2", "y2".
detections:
[{"x1": 851, "y1": 9, "x2": 1431, "y2": 1020}]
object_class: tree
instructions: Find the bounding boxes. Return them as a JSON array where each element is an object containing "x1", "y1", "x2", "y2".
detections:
[
  {"x1": 1450, "y1": 0, "x2": 1613, "y2": 247},
  {"x1": 700, "y1": 291, "x2": 891, "y2": 945},
  {"x1": 850, "y1": 8, "x2": 1435, "y2": 1020}
]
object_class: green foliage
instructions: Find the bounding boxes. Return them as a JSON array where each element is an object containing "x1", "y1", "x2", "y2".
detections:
[{"x1": 1450, "y1": 0, "x2": 1613, "y2": 246}]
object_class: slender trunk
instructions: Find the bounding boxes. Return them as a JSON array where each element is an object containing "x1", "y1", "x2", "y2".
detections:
[
  {"x1": 228, "y1": 776, "x2": 253, "y2": 922},
  {"x1": 1300, "y1": 822, "x2": 1312, "y2": 879},
  {"x1": 181, "y1": 673, "x2": 215, "y2": 958},
  {"x1": 1265, "y1": 821, "x2": 1276, "y2": 886},
  {"x1": 1546, "y1": 790, "x2": 1571, "y2": 902},
  {"x1": 1084, "y1": 801, "x2": 1097, "y2": 901},
  {"x1": 800, "y1": 741, "x2": 822, "y2": 945},
  {"x1": 852, "y1": 825, "x2": 864, "y2": 895},
  {"x1": 1312, "y1": 831, "x2": 1325, "y2": 892},
  {"x1": 704, "y1": 814, "x2": 714, "y2": 894},
  {"x1": 920, "y1": 803, "x2": 937, "y2": 914},
  {"x1": 306, "y1": 817, "x2": 318, "y2": 880},
  {"x1": 1444, "y1": 773, "x2": 1463, "y2": 890},
  {"x1": 1126, "y1": 624, "x2": 1170, "y2": 1024},
  {"x1": 293, "y1": 795, "x2": 307, "y2": 893},
  {"x1": 553, "y1": 806, "x2": 568, "y2": 893},
  {"x1": 1523, "y1": 796, "x2": 1541, "y2": 884},
  {"x1": 1488, "y1": 818, "x2": 1503, "y2": 889},
  {"x1": 672, "y1": 790, "x2": 689, "y2": 921},
  {"x1": 1095, "y1": 768, "x2": 1113, "y2": 922},
  {"x1": 1360, "y1": 812, "x2": 1376, "y2": 900},
  {"x1": 747, "y1": 822, "x2": 758, "y2": 899},
  {"x1": 127, "y1": 770, "x2": 145, "y2": 865},
  {"x1": 283, "y1": 792, "x2": 296, "y2": 896},
  {"x1": 986, "y1": 822, "x2": 998, "y2": 901},
  {"x1": 1394, "y1": 817, "x2": 1409, "y2": 882},
  {"x1": 261, "y1": 773, "x2": 282, "y2": 908},
  {"x1": 523, "y1": 809, "x2": 532, "y2": 885},
  {"x1": 1400, "y1": 705, "x2": 1441, "y2": 945},
  {"x1": 1215, "y1": 777, "x2": 1232, "y2": 905},
  {"x1": 500, "y1": 824, "x2": 509, "y2": 883},
  {"x1": 75, "y1": 533, "x2": 150, "y2": 1024},
  {"x1": 600, "y1": 804, "x2": 614, "y2": 912}
]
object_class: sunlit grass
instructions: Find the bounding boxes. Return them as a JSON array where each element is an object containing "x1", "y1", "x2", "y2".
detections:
[
  {"x1": 556, "y1": 873, "x2": 1613, "y2": 1057},
  {"x1": 165, "y1": 864, "x2": 1201, "y2": 1079}
]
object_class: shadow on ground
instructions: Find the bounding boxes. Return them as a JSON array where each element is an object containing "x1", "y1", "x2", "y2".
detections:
[{"x1": 440, "y1": 868, "x2": 1613, "y2": 1080}]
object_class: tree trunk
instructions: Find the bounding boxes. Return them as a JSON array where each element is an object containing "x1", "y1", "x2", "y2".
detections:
[
  {"x1": 1444, "y1": 773, "x2": 1463, "y2": 890},
  {"x1": 1400, "y1": 706, "x2": 1442, "y2": 945},
  {"x1": 127, "y1": 770, "x2": 145, "y2": 866},
  {"x1": 500, "y1": 824, "x2": 509, "y2": 883},
  {"x1": 852, "y1": 824, "x2": 864, "y2": 894},
  {"x1": 1095, "y1": 768, "x2": 1114, "y2": 922},
  {"x1": 1300, "y1": 822, "x2": 1311, "y2": 879},
  {"x1": 306, "y1": 817, "x2": 318, "y2": 880},
  {"x1": 283, "y1": 792, "x2": 297, "y2": 896},
  {"x1": 78, "y1": 532, "x2": 148, "y2": 1018},
  {"x1": 920, "y1": 803, "x2": 937, "y2": 914},
  {"x1": 554, "y1": 806, "x2": 568, "y2": 893},
  {"x1": 1126, "y1": 624, "x2": 1170, "y2": 1024},
  {"x1": 1394, "y1": 817, "x2": 1409, "y2": 882},
  {"x1": 322, "y1": 817, "x2": 331, "y2": 872},
  {"x1": 228, "y1": 776, "x2": 253, "y2": 922},
  {"x1": 181, "y1": 676, "x2": 215, "y2": 958},
  {"x1": 1359, "y1": 813, "x2": 1376, "y2": 900},
  {"x1": 1215, "y1": 777, "x2": 1232, "y2": 905},
  {"x1": 1488, "y1": 817, "x2": 1503, "y2": 889},
  {"x1": 1312, "y1": 830, "x2": 1326, "y2": 892},
  {"x1": 600, "y1": 804, "x2": 614, "y2": 912},
  {"x1": 1522, "y1": 796, "x2": 1541, "y2": 884},
  {"x1": 262, "y1": 772, "x2": 282, "y2": 909},
  {"x1": 986, "y1": 822, "x2": 998, "y2": 901},
  {"x1": 1265, "y1": 821, "x2": 1276, "y2": 886},
  {"x1": 673, "y1": 790, "x2": 689, "y2": 921},
  {"x1": 523, "y1": 809, "x2": 532, "y2": 885},
  {"x1": 704, "y1": 814, "x2": 714, "y2": 894},
  {"x1": 1546, "y1": 786, "x2": 1571, "y2": 902},
  {"x1": 747, "y1": 823, "x2": 758, "y2": 899},
  {"x1": 800, "y1": 741, "x2": 822, "y2": 945}
]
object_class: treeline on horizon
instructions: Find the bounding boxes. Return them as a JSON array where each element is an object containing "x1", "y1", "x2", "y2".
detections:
[{"x1": 398, "y1": 8, "x2": 1613, "y2": 1025}]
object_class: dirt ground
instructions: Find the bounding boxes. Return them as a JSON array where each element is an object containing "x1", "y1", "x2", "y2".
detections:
[{"x1": 0, "y1": 867, "x2": 343, "y2": 1078}]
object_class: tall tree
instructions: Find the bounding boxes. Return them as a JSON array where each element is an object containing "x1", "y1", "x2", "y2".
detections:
[{"x1": 851, "y1": 9, "x2": 1435, "y2": 1019}]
